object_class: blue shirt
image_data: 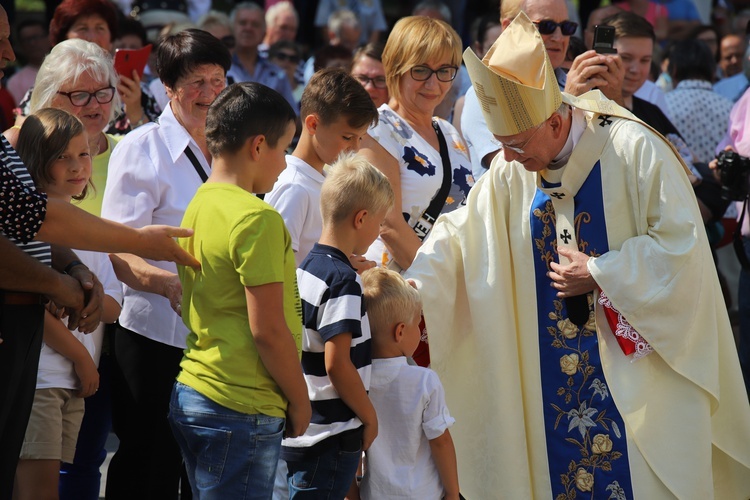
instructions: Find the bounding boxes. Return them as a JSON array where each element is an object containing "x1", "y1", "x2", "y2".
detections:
[
  {"x1": 227, "y1": 53, "x2": 297, "y2": 112},
  {"x1": 714, "y1": 73, "x2": 749, "y2": 103}
]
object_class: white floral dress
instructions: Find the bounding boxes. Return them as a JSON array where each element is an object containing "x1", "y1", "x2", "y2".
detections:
[{"x1": 365, "y1": 104, "x2": 473, "y2": 266}]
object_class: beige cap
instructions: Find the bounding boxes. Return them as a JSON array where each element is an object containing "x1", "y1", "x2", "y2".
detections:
[{"x1": 464, "y1": 11, "x2": 562, "y2": 136}]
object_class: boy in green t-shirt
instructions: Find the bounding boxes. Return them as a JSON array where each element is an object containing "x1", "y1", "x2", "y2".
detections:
[{"x1": 169, "y1": 82, "x2": 311, "y2": 499}]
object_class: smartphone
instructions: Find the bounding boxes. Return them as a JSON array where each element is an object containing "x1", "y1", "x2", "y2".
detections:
[
  {"x1": 593, "y1": 25, "x2": 617, "y2": 54},
  {"x1": 114, "y1": 44, "x2": 153, "y2": 79}
]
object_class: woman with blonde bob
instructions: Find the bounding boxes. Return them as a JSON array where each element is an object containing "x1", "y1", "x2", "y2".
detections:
[{"x1": 360, "y1": 16, "x2": 473, "y2": 366}]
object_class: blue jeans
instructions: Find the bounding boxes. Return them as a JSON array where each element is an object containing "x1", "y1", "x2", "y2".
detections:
[
  {"x1": 168, "y1": 382, "x2": 284, "y2": 500},
  {"x1": 284, "y1": 433, "x2": 362, "y2": 500}
]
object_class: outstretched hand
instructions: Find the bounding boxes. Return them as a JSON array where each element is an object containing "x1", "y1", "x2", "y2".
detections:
[{"x1": 136, "y1": 225, "x2": 200, "y2": 269}]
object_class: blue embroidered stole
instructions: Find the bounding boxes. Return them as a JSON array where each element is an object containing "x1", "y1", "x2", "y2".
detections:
[{"x1": 529, "y1": 114, "x2": 634, "y2": 500}]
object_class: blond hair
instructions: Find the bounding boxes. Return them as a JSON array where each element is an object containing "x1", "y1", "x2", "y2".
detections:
[
  {"x1": 362, "y1": 267, "x2": 422, "y2": 339},
  {"x1": 382, "y1": 16, "x2": 462, "y2": 105},
  {"x1": 320, "y1": 152, "x2": 395, "y2": 225}
]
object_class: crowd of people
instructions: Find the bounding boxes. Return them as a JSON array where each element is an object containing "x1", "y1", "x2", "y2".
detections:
[{"x1": 1, "y1": 0, "x2": 750, "y2": 499}]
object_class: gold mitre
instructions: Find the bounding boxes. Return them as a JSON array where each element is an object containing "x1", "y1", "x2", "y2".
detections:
[{"x1": 464, "y1": 11, "x2": 562, "y2": 136}]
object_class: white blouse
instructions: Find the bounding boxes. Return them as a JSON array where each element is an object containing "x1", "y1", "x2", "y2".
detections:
[{"x1": 101, "y1": 103, "x2": 210, "y2": 348}]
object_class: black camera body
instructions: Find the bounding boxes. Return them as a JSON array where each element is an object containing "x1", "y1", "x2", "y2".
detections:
[{"x1": 717, "y1": 150, "x2": 750, "y2": 201}]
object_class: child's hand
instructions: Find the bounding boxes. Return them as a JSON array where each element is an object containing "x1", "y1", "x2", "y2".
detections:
[
  {"x1": 349, "y1": 255, "x2": 376, "y2": 274},
  {"x1": 74, "y1": 355, "x2": 99, "y2": 398},
  {"x1": 284, "y1": 399, "x2": 311, "y2": 438},
  {"x1": 361, "y1": 417, "x2": 378, "y2": 451},
  {"x1": 46, "y1": 299, "x2": 67, "y2": 319}
]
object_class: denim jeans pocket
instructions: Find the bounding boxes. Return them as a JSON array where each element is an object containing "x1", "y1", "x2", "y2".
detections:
[
  {"x1": 288, "y1": 456, "x2": 319, "y2": 490},
  {"x1": 254, "y1": 414, "x2": 285, "y2": 441},
  {"x1": 173, "y1": 421, "x2": 231, "y2": 488}
]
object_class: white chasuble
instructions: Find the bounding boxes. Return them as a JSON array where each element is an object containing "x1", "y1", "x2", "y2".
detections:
[{"x1": 407, "y1": 98, "x2": 750, "y2": 499}]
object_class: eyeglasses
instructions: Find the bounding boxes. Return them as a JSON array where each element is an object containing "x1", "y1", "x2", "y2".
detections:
[
  {"x1": 56, "y1": 86, "x2": 116, "y2": 107},
  {"x1": 353, "y1": 74, "x2": 387, "y2": 89},
  {"x1": 500, "y1": 123, "x2": 544, "y2": 155},
  {"x1": 272, "y1": 52, "x2": 300, "y2": 63},
  {"x1": 410, "y1": 65, "x2": 458, "y2": 82},
  {"x1": 533, "y1": 20, "x2": 578, "y2": 36}
]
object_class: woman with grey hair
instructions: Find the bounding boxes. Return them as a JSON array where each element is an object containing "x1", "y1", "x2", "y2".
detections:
[
  {"x1": 11, "y1": 0, "x2": 159, "y2": 135},
  {"x1": 8, "y1": 38, "x2": 121, "y2": 217}
]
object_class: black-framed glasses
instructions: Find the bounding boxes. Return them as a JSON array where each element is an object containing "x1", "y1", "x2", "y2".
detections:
[
  {"x1": 56, "y1": 86, "x2": 116, "y2": 107},
  {"x1": 272, "y1": 52, "x2": 300, "y2": 63},
  {"x1": 533, "y1": 20, "x2": 578, "y2": 36},
  {"x1": 410, "y1": 65, "x2": 458, "y2": 82},
  {"x1": 353, "y1": 74, "x2": 387, "y2": 89}
]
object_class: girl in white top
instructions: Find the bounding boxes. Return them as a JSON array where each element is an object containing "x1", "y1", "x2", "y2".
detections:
[{"x1": 14, "y1": 108, "x2": 122, "y2": 499}]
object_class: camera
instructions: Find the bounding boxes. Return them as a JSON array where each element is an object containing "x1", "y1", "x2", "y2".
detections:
[{"x1": 717, "y1": 150, "x2": 750, "y2": 201}]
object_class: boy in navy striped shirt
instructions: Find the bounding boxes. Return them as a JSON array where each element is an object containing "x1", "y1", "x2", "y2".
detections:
[{"x1": 281, "y1": 153, "x2": 394, "y2": 499}]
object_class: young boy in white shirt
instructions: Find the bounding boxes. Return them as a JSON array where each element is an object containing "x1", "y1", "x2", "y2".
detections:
[
  {"x1": 265, "y1": 67, "x2": 378, "y2": 266},
  {"x1": 359, "y1": 267, "x2": 460, "y2": 500}
]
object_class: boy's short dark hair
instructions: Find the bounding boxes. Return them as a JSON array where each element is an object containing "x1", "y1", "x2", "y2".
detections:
[
  {"x1": 156, "y1": 28, "x2": 232, "y2": 88},
  {"x1": 206, "y1": 82, "x2": 296, "y2": 157},
  {"x1": 601, "y1": 11, "x2": 655, "y2": 43},
  {"x1": 300, "y1": 67, "x2": 378, "y2": 130}
]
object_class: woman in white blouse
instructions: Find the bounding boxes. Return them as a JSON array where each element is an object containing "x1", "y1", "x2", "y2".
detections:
[{"x1": 100, "y1": 29, "x2": 231, "y2": 499}]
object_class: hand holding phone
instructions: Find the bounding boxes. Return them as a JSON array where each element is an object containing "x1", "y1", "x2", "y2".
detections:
[
  {"x1": 114, "y1": 44, "x2": 152, "y2": 79},
  {"x1": 593, "y1": 25, "x2": 617, "y2": 54}
]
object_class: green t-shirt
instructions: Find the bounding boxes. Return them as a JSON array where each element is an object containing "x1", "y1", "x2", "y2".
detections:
[
  {"x1": 177, "y1": 183, "x2": 303, "y2": 418},
  {"x1": 74, "y1": 134, "x2": 120, "y2": 217}
]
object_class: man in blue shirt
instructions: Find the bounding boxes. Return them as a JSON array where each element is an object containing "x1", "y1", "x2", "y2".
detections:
[{"x1": 227, "y1": 2, "x2": 297, "y2": 112}]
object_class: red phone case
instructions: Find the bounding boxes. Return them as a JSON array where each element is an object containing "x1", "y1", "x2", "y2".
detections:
[{"x1": 114, "y1": 44, "x2": 153, "y2": 78}]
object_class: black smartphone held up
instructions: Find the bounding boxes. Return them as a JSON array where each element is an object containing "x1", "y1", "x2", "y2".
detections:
[{"x1": 593, "y1": 25, "x2": 617, "y2": 54}]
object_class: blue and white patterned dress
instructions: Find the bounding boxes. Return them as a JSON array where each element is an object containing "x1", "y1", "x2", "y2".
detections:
[{"x1": 365, "y1": 104, "x2": 473, "y2": 267}]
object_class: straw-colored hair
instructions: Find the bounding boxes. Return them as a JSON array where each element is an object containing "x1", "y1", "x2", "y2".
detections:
[
  {"x1": 362, "y1": 267, "x2": 422, "y2": 339},
  {"x1": 320, "y1": 152, "x2": 395, "y2": 225},
  {"x1": 382, "y1": 16, "x2": 462, "y2": 105},
  {"x1": 17, "y1": 107, "x2": 91, "y2": 201}
]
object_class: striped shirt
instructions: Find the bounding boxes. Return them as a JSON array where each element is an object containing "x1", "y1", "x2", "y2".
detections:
[
  {"x1": 0, "y1": 137, "x2": 50, "y2": 265},
  {"x1": 282, "y1": 243, "x2": 372, "y2": 450}
]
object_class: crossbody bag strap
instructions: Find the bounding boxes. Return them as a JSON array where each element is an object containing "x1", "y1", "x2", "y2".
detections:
[
  {"x1": 411, "y1": 120, "x2": 453, "y2": 242},
  {"x1": 184, "y1": 146, "x2": 208, "y2": 183}
]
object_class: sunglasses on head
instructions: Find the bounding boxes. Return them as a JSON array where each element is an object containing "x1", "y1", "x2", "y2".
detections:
[{"x1": 533, "y1": 20, "x2": 578, "y2": 36}]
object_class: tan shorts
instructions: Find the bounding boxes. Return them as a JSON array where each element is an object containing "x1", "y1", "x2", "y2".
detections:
[{"x1": 20, "y1": 388, "x2": 84, "y2": 463}]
